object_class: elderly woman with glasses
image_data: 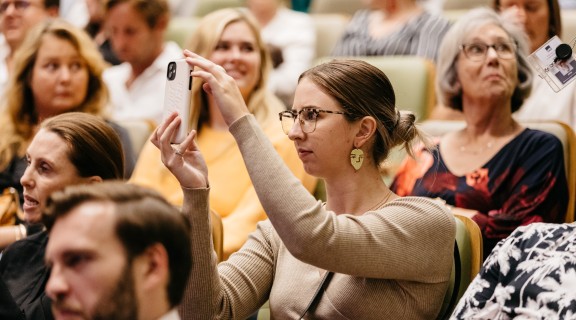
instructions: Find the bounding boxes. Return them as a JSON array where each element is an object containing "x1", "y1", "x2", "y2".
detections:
[
  {"x1": 154, "y1": 54, "x2": 456, "y2": 318},
  {"x1": 392, "y1": 7, "x2": 568, "y2": 258}
]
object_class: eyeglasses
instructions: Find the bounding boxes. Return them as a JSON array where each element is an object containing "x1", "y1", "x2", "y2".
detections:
[
  {"x1": 460, "y1": 42, "x2": 517, "y2": 62},
  {"x1": 279, "y1": 107, "x2": 347, "y2": 134},
  {"x1": 0, "y1": 0, "x2": 35, "y2": 14}
]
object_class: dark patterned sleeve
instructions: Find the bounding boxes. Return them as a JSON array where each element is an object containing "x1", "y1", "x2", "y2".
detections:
[{"x1": 473, "y1": 133, "x2": 568, "y2": 243}]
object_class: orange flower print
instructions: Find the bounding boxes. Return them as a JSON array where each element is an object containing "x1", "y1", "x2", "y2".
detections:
[{"x1": 466, "y1": 168, "x2": 489, "y2": 193}]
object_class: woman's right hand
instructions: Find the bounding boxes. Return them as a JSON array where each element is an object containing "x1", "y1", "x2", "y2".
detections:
[
  {"x1": 183, "y1": 50, "x2": 250, "y2": 127},
  {"x1": 151, "y1": 112, "x2": 209, "y2": 189}
]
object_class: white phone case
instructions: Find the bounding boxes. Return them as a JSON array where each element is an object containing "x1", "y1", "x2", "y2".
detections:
[{"x1": 162, "y1": 59, "x2": 192, "y2": 144}]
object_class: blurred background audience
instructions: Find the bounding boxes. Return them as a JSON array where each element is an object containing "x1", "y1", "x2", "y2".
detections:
[
  {"x1": 102, "y1": 0, "x2": 181, "y2": 122},
  {"x1": 331, "y1": 0, "x2": 452, "y2": 61},
  {"x1": 130, "y1": 8, "x2": 317, "y2": 260},
  {"x1": 246, "y1": 0, "x2": 316, "y2": 106},
  {"x1": 0, "y1": 0, "x2": 58, "y2": 96},
  {"x1": 0, "y1": 19, "x2": 135, "y2": 210},
  {"x1": 84, "y1": 0, "x2": 121, "y2": 65},
  {"x1": 495, "y1": 0, "x2": 576, "y2": 128}
]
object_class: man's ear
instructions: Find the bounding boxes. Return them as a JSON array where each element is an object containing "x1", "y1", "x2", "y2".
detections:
[
  {"x1": 139, "y1": 243, "x2": 169, "y2": 288},
  {"x1": 353, "y1": 116, "x2": 377, "y2": 148},
  {"x1": 46, "y1": 7, "x2": 59, "y2": 17},
  {"x1": 154, "y1": 14, "x2": 169, "y2": 33},
  {"x1": 87, "y1": 176, "x2": 103, "y2": 184}
]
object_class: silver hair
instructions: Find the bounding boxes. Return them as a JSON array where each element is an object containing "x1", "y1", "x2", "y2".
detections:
[{"x1": 436, "y1": 7, "x2": 533, "y2": 112}]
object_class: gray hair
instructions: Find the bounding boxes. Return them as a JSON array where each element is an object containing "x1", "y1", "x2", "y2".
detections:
[{"x1": 436, "y1": 7, "x2": 532, "y2": 112}]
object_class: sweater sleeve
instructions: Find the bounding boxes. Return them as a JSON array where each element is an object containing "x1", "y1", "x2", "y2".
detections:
[
  {"x1": 220, "y1": 129, "x2": 317, "y2": 259},
  {"x1": 229, "y1": 115, "x2": 455, "y2": 281},
  {"x1": 179, "y1": 188, "x2": 277, "y2": 320}
]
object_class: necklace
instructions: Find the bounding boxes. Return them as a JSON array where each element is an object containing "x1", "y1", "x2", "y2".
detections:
[
  {"x1": 458, "y1": 140, "x2": 494, "y2": 155},
  {"x1": 366, "y1": 190, "x2": 394, "y2": 212}
]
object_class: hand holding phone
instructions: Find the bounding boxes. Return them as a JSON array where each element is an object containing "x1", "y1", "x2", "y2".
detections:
[{"x1": 163, "y1": 59, "x2": 192, "y2": 144}]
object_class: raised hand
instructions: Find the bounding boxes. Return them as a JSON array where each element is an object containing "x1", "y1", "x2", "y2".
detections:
[
  {"x1": 151, "y1": 112, "x2": 209, "y2": 189},
  {"x1": 183, "y1": 50, "x2": 250, "y2": 127}
]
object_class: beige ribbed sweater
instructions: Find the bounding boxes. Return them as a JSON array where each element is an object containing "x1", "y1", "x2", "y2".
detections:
[{"x1": 180, "y1": 115, "x2": 456, "y2": 319}]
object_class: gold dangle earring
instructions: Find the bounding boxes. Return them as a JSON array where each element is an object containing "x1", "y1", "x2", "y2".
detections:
[{"x1": 350, "y1": 147, "x2": 364, "y2": 171}]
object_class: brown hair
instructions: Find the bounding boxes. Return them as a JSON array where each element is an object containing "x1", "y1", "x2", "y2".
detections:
[
  {"x1": 105, "y1": 0, "x2": 169, "y2": 28},
  {"x1": 300, "y1": 59, "x2": 427, "y2": 165},
  {"x1": 40, "y1": 112, "x2": 124, "y2": 180},
  {"x1": 43, "y1": 181, "x2": 192, "y2": 308}
]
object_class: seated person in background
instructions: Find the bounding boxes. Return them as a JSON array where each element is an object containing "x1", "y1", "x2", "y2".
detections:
[
  {"x1": 130, "y1": 8, "x2": 317, "y2": 260},
  {"x1": 430, "y1": 0, "x2": 576, "y2": 128},
  {"x1": 392, "y1": 8, "x2": 568, "y2": 259},
  {"x1": 0, "y1": 0, "x2": 59, "y2": 95},
  {"x1": 102, "y1": 0, "x2": 182, "y2": 122},
  {"x1": 452, "y1": 221, "x2": 576, "y2": 318},
  {"x1": 0, "y1": 112, "x2": 125, "y2": 320},
  {"x1": 330, "y1": 0, "x2": 451, "y2": 61},
  {"x1": 496, "y1": 0, "x2": 576, "y2": 128},
  {"x1": 158, "y1": 54, "x2": 455, "y2": 319},
  {"x1": 246, "y1": 0, "x2": 316, "y2": 106},
  {"x1": 44, "y1": 182, "x2": 192, "y2": 320},
  {"x1": 0, "y1": 19, "x2": 135, "y2": 225},
  {"x1": 84, "y1": 0, "x2": 121, "y2": 65}
]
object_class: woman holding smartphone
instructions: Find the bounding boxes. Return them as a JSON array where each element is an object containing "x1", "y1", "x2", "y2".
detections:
[{"x1": 130, "y1": 8, "x2": 317, "y2": 260}]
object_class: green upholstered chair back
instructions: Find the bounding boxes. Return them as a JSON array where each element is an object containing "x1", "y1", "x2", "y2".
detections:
[
  {"x1": 165, "y1": 17, "x2": 200, "y2": 49},
  {"x1": 308, "y1": 0, "x2": 364, "y2": 15},
  {"x1": 314, "y1": 55, "x2": 437, "y2": 122},
  {"x1": 311, "y1": 13, "x2": 350, "y2": 59},
  {"x1": 193, "y1": 0, "x2": 243, "y2": 17},
  {"x1": 436, "y1": 214, "x2": 483, "y2": 319}
]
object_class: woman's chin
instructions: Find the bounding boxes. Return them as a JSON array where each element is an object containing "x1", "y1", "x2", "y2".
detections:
[{"x1": 24, "y1": 210, "x2": 42, "y2": 225}]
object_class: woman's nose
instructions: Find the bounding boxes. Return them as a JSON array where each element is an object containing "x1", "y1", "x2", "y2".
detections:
[{"x1": 20, "y1": 165, "x2": 34, "y2": 189}]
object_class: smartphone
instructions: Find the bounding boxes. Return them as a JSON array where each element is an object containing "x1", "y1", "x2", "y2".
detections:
[{"x1": 163, "y1": 59, "x2": 192, "y2": 144}]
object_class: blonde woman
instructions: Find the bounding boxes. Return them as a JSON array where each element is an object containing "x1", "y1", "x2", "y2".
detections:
[
  {"x1": 130, "y1": 8, "x2": 317, "y2": 260},
  {"x1": 0, "y1": 19, "x2": 135, "y2": 248}
]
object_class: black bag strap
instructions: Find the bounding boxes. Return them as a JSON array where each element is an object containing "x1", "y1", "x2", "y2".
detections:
[
  {"x1": 299, "y1": 271, "x2": 334, "y2": 319},
  {"x1": 438, "y1": 241, "x2": 461, "y2": 320}
]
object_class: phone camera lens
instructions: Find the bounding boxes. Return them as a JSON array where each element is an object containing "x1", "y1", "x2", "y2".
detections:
[{"x1": 167, "y1": 62, "x2": 177, "y2": 80}]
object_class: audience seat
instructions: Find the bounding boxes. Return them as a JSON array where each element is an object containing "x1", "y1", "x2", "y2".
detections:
[
  {"x1": 311, "y1": 13, "x2": 350, "y2": 59},
  {"x1": 115, "y1": 119, "x2": 156, "y2": 158},
  {"x1": 165, "y1": 16, "x2": 200, "y2": 49},
  {"x1": 308, "y1": 0, "x2": 363, "y2": 15},
  {"x1": 316, "y1": 55, "x2": 436, "y2": 122},
  {"x1": 193, "y1": 0, "x2": 243, "y2": 17},
  {"x1": 436, "y1": 214, "x2": 483, "y2": 319},
  {"x1": 416, "y1": 120, "x2": 576, "y2": 223},
  {"x1": 442, "y1": 0, "x2": 490, "y2": 10}
]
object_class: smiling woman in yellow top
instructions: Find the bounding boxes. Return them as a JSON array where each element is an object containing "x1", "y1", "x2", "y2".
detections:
[{"x1": 130, "y1": 8, "x2": 317, "y2": 260}]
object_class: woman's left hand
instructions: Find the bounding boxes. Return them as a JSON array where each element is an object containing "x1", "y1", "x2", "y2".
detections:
[
  {"x1": 151, "y1": 112, "x2": 209, "y2": 189},
  {"x1": 183, "y1": 50, "x2": 250, "y2": 126}
]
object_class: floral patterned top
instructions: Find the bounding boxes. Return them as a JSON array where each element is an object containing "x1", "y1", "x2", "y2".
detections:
[
  {"x1": 451, "y1": 222, "x2": 576, "y2": 319},
  {"x1": 391, "y1": 129, "x2": 569, "y2": 259}
]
